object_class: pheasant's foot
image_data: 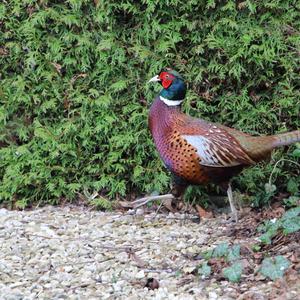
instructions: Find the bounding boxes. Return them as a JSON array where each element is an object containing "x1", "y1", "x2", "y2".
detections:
[{"x1": 132, "y1": 194, "x2": 175, "y2": 209}]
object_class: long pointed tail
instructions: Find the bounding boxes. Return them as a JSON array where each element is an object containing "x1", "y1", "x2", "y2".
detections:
[
  {"x1": 238, "y1": 130, "x2": 300, "y2": 162},
  {"x1": 272, "y1": 130, "x2": 300, "y2": 148}
]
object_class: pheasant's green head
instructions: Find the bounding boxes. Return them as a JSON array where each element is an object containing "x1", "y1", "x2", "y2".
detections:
[{"x1": 149, "y1": 69, "x2": 187, "y2": 102}]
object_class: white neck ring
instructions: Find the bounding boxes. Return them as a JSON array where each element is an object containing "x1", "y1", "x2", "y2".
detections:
[{"x1": 159, "y1": 96, "x2": 183, "y2": 106}]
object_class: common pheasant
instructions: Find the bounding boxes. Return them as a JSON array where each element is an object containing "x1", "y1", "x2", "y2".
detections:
[{"x1": 133, "y1": 69, "x2": 300, "y2": 221}]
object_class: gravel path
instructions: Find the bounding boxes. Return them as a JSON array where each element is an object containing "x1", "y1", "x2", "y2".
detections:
[{"x1": 0, "y1": 206, "x2": 299, "y2": 300}]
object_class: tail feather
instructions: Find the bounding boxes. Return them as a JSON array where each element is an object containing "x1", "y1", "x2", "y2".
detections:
[
  {"x1": 273, "y1": 130, "x2": 300, "y2": 148},
  {"x1": 236, "y1": 130, "x2": 300, "y2": 163}
]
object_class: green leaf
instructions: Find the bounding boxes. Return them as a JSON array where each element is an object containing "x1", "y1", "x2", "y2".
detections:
[
  {"x1": 90, "y1": 197, "x2": 113, "y2": 210},
  {"x1": 246, "y1": 0, "x2": 257, "y2": 14},
  {"x1": 0, "y1": 4, "x2": 6, "y2": 19},
  {"x1": 206, "y1": 0, "x2": 216, "y2": 9},
  {"x1": 258, "y1": 229, "x2": 276, "y2": 245},
  {"x1": 202, "y1": 249, "x2": 213, "y2": 260},
  {"x1": 292, "y1": 149, "x2": 300, "y2": 158},
  {"x1": 252, "y1": 244, "x2": 261, "y2": 252},
  {"x1": 282, "y1": 217, "x2": 300, "y2": 234},
  {"x1": 282, "y1": 207, "x2": 300, "y2": 219},
  {"x1": 227, "y1": 245, "x2": 241, "y2": 262},
  {"x1": 110, "y1": 80, "x2": 128, "y2": 92},
  {"x1": 34, "y1": 127, "x2": 55, "y2": 141},
  {"x1": 198, "y1": 262, "x2": 211, "y2": 278},
  {"x1": 264, "y1": 183, "x2": 277, "y2": 194},
  {"x1": 175, "y1": 270, "x2": 182, "y2": 278},
  {"x1": 213, "y1": 243, "x2": 229, "y2": 258},
  {"x1": 283, "y1": 196, "x2": 299, "y2": 208},
  {"x1": 223, "y1": 261, "x2": 243, "y2": 283},
  {"x1": 287, "y1": 178, "x2": 299, "y2": 194},
  {"x1": 260, "y1": 256, "x2": 290, "y2": 280}
]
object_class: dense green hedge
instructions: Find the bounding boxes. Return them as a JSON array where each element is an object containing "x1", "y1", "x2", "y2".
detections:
[{"x1": 0, "y1": 0, "x2": 299, "y2": 208}]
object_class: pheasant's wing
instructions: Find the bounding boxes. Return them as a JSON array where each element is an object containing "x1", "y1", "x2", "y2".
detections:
[{"x1": 178, "y1": 119, "x2": 255, "y2": 167}]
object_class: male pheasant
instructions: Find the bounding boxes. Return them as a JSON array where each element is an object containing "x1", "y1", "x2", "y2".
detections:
[{"x1": 133, "y1": 69, "x2": 300, "y2": 221}]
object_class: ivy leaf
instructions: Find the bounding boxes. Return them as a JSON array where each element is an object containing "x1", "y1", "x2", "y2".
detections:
[
  {"x1": 281, "y1": 217, "x2": 300, "y2": 234},
  {"x1": 223, "y1": 261, "x2": 243, "y2": 283},
  {"x1": 227, "y1": 245, "x2": 240, "y2": 262},
  {"x1": 283, "y1": 196, "x2": 299, "y2": 208},
  {"x1": 264, "y1": 183, "x2": 277, "y2": 194},
  {"x1": 202, "y1": 249, "x2": 213, "y2": 260},
  {"x1": 260, "y1": 256, "x2": 290, "y2": 280},
  {"x1": 213, "y1": 243, "x2": 229, "y2": 258},
  {"x1": 258, "y1": 229, "x2": 277, "y2": 245},
  {"x1": 287, "y1": 178, "x2": 299, "y2": 194},
  {"x1": 198, "y1": 262, "x2": 211, "y2": 278},
  {"x1": 282, "y1": 207, "x2": 300, "y2": 219},
  {"x1": 292, "y1": 149, "x2": 300, "y2": 158}
]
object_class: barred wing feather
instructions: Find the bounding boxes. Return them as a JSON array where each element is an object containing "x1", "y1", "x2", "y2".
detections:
[{"x1": 182, "y1": 133, "x2": 255, "y2": 168}]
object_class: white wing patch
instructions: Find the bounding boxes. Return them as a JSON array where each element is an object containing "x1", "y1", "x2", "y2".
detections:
[{"x1": 182, "y1": 135, "x2": 241, "y2": 167}]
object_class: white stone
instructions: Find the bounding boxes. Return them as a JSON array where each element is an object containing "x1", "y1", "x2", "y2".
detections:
[{"x1": 135, "y1": 270, "x2": 145, "y2": 279}]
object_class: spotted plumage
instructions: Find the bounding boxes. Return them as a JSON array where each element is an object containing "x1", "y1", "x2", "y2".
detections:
[
  {"x1": 149, "y1": 96, "x2": 253, "y2": 186},
  {"x1": 148, "y1": 69, "x2": 300, "y2": 221}
]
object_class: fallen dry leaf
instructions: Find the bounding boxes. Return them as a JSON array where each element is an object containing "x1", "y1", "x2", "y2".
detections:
[{"x1": 196, "y1": 204, "x2": 213, "y2": 219}]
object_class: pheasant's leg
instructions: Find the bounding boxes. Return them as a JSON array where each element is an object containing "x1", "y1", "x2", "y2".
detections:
[{"x1": 227, "y1": 183, "x2": 238, "y2": 222}]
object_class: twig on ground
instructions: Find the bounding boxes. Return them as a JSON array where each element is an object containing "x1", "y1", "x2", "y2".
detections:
[
  {"x1": 154, "y1": 201, "x2": 164, "y2": 218},
  {"x1": 53, "y1": 257, "x2": 114, "y2": 269},
  {"x1": 132, "y1": 194, "x2": 175, "y2": 209},
  {"x1": 126, "y1": 247, "x2": 147, "y2": 268}
]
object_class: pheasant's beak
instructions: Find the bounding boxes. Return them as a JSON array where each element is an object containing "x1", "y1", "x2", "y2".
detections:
[{"x1": 148, "y1": 75, "x2": 161, "y2": 83}]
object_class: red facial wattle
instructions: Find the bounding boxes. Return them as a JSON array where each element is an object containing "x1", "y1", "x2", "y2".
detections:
[{"x1": 159, "y1": 72, "x2": 174, "y2": 89}]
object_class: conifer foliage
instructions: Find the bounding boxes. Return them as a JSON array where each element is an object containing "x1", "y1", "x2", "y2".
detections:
[{"x1": 0, "y1": 0, "x2": 299, "y2": 208}]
